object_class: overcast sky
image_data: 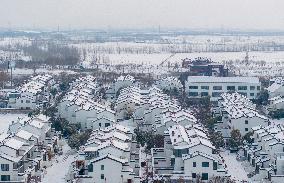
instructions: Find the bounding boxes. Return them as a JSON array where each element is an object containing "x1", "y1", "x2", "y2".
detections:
[{"x1": 1, "y1": 0, "x2": 284, "y2": 31}]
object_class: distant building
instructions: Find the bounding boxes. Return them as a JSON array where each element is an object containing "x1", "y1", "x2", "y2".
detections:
[
  {"x1": 182, "y1": 57, "x2": 228, "y2": 77},
  {"x1": 185, "y1": 76, "x2": 261, "y2": 101}
]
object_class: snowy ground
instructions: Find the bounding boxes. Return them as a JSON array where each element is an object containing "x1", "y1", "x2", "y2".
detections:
[
  {"x1": 12, "y1": 68, "x2": 77, "y2": 76},
  {"x1": 220, "y1": 151, "x2": 249, "y2": 183},
  {"x1": 79, "y1": 51, "x2": 284, "y2": 67},
  {"x1": 0, "y1": 113, "x2": 26, "y2": 134},
  {"x1": 41, "y1": 141, "x2": 76, "y2": 183}
]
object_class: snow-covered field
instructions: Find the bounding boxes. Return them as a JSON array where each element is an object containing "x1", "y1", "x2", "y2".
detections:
[
  {"x1": 0, "y1": 113, "x2": 26, "y2": 134},
  {"x1": 78, "y1": 51, "x2": 284, "y2": 66}
]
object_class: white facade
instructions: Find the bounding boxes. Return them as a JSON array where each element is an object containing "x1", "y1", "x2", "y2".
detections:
[
  {"x1": 73, "y1": 124, "x2": 140, "y2": 183},
  {"x1": 151, "y1": 124, "x2": 228, "y2": 182},
  {"x1": 242, "y1": 124, "x2": 284, "y2": 181},
  {"x1": 0, "y1": 114, "x2": 57, "y2": 183},
  {"x1": 216, "y1": 92, "x2": 270, "y2": 136},
  {"x1": 58, "y1": 75, "x2": 115, "y2": 130},
  {"x1": 185, "y1": 76, "x2": 261, "y2": 101},
  {"x1": 8, "y1": 74, "x2": 54, "y2": 109}
]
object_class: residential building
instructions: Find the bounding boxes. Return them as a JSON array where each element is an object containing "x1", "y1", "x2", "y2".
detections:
[
  {"x1": 8, "y1": 74, "x2": 54, "y2": 109},
  {"x1": 73, "y1": 124, "x2": 140, "y2": 183},
  {"x1": 106, "y1": 75, "x2": 135, "y2": 98},
  {"x1": 58, "y1": 75, "x2": 115, "y2": 130},
  {"x1": 216, "y1": 93, "x2": 270, "y2": 137},
  {"x1": 155, "y1": 76, "x2": 182, "y2": 92},
  {"x1": 185, "y1": 76, "x2": 261, "y2": 101},
  {"x1": 0, "y1": 114, "x2": 58, "y2": 183},
  {"x1": 151, "y1": 124, "x2": 228, "y2": 182},
  {"x1": 242, "y1": 124, "x2": 284, "y2": 182}
]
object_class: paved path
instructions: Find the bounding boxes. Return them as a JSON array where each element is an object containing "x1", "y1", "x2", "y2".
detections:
[
  {"x1": 41, "y1": 141, "x2": 75, "y2": 183},
  {"x1": 220, "y1": 151, "x2": 249, "y2": 183}
]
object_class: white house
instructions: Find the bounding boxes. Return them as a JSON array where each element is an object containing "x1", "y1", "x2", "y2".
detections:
[
  {"x1": 58, "y1": 75, "x2": 114, "y2": 130},
  {"x1": 267, "y1": 77, "x2": 284, "y2": 99},
  {"x1": 8, "y1": 74, "x2": 54, "y2": 109},
  {"x1": 73, "y1": 124, "x2": 140, "y2": 183},
  {"x1": 268, "y1": 96, "x2": 284, "y2": 110},
  {"x1": 242, "y1": 124, "x2": 284, "y2": 182},
  {"x1": 151, "y1": 124, "x2": 228, "y2": 182},
  {"x1": 0, "y1": 113, "x2": 58, "y2": 183},
  {"x1": 156, "y1": 76, "x2": 182, "y2": 92},
  {"x1": 155, "y1": 109, "x2": 197, "y2": 134},
  {"x1": 106, "y1": 75, "x2": 136, "y2": 98},
  {"x1": 185, "y1": 76, "x2": 261, "y2": 101},
  {"x1": 216, "y1": 92, "x2": 270, "y2": 137}
]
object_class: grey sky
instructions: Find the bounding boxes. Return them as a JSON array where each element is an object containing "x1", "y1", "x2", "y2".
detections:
[{"x1": 1, "y1": 0, "x2": 284, "y2": 30}]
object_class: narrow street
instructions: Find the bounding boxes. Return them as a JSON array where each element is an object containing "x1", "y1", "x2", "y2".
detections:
[
  {"x1": 41, "y1": 141, "x2": 76, "y2": 183},
  {"x1": 220, "y1": 151, "x2": 249, "y2": 183}
]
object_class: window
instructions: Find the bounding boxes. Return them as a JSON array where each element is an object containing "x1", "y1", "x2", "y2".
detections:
[
  {"x1": 101, "y1": 165, "x2": 104, "y2": 170},
  {"x1": 173, "y1": 149, "x2": 188, "y2": 157},
  {"x1": 21, "y1": 100, "x2": 23, "y2": 103},
  {"x1": 257, "y1": 86, "x2": 260, "y2": 90},
  {"x1": 105, "y1": 123, "x2": 110, "y2": 127},
  {"x1": 239, "y1": 92, "x2": 247, "y2": 96},
  {"x1": 1, "y1": 175, "x2": 10, "y2": 181},
  {"x1": 88, "y1": 164, "x2": 93, "y2": 172},
  {"x1": 227, "y1": 86, "x2": 235, "y2": 91},
  {"x1": 250, "y1": 93, "x2": 255, "y2": 96},
  {"x1": 101, "y1": 174, "x2": 105, "y2": 180},
  {"x1": 250, "y1": 86, "x2": 255, "y2": 90},
  {"x1": 212, "y1": 92, "x2": 222, "y2": 97},
  {"x1": 192, "y1": 173, "x2": 196, "y2": 178},
  {"x1": 201, "y1": 92, "x2": 208, "y2": 97},
  {"x1": 238, "y1": 86, "x2": 247, "y2": 90},
  {"x1": 213, "y1": 162, "x2": 217, "y2": 170},
  {"x1": 201, "y1": 86, "x2": 209, "y2": 90},
  {"x1": 201, "y1": 173, "x2": 208, "y2": 180},
  {"x1": 189, "y1": 92, "x2": 198, "y2": 97},
  {"x1": 99, "y1": 123, "x2": 101, "y2": 127},
  {"x1": 170, "y1": 158, "x2": 175, "y2": 166},
  {"x1": 245, "y1": 120, "x2": 248, "y2": 124},
  {"x1": 213, "y1": 86, "x2": 222, "y2": 90},
  {"x1": 189, "y1": 86, "x2": 198, "y2": 89},
  {"x1": 245, "y1": 128, "x2": 249, "y2": 131},
  {"x1": 1, "y1": 164, "x2": 9, "y2": 171},
  {"x1": 193, "y1": 162, "x2": 196, "y2": 167},
  {"x1": 202, "y1": 162, "x2": 209, "y2": 167},
  {"x1": 26, "y1": 100, "x2": 30, "y2": 103}
]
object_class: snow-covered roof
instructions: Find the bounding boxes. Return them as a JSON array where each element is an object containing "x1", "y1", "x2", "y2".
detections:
[
  {"x1": 168, "y1": 124, "x2": 215, "y2": 150},
  {"x1": 219, "y1": 92, "x2": 268, "y2": 120},
  {"x1": 267, "y1": 83, "x2": 282, "y2": 93},
  {"x1": 4, "y1": 138, "x2": 25, "y2": 150},
  {"x1": 15, "y1": 130, "x2": 36, "y2": 140},
  {"x1": 90, "y1": 153, "x2": 128, "y2": 164},
  {"x1": 187, "y1": 76, "x2": 260, "y2": 84},
  {"x1": 20, "y1": 74, "x2": 53, "y2": 94}
]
